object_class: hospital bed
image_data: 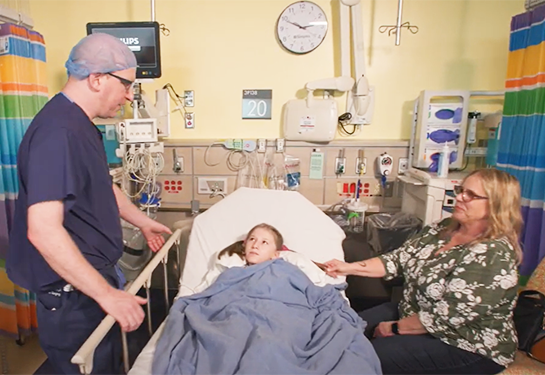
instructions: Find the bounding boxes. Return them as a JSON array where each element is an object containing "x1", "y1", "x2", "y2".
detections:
[{"x1": 72, "y1": 187, "x2": 349, "y2": 374}]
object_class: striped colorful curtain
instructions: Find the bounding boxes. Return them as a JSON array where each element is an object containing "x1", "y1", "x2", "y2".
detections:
[
  {"x1": 0, "y1": 23, "x2": 48, "y2": 338},
  {"x1": 498, "y1": 5, "x2": 545, "y2": 277}
]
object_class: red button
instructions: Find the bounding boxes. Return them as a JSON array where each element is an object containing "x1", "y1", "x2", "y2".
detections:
[
  {"x1": 364, "y1": 189, "x2": 369, "y2": 194},
  {"x1": 177, "y1": 186, "x2": 182, "y2": 191},
  {"x1": 165, "y1": 181, "x2": 169, "y2": 185},
  {"x1": 165, "y1": 186, "x2": 170, "y2": 190},
  {"x1": 171, "y1": 180, "x2": 176, "y2": 184},
  {"x1": 364, "y1": 183, "x2": 370, "y2": 188},
  {"x1": 177, "y1": 181, "x2": 182, "y2": 185}
]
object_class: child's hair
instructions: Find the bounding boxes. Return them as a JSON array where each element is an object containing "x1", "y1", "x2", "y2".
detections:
[{"x1": 217, "y1": 223, "x2": 284, "y2": 260}]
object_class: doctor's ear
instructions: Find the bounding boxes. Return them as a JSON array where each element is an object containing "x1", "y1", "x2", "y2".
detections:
[{"x1": 87, "y1": 73, "x2": 104, "y2": 92}]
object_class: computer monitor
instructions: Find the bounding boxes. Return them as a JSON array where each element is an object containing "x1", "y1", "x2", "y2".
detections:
[{"x1": 86, "y1": 21, "x2": 161, "y2": 79}]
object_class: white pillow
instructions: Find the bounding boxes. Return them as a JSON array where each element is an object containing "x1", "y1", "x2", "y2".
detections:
[{"x1": 178, "y1": 188, "x2": 346, "y2": 295}]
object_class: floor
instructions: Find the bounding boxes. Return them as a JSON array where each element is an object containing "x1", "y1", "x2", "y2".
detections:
[{"x1": 0, "y1": 334, "x2": 46, "y2": 375}]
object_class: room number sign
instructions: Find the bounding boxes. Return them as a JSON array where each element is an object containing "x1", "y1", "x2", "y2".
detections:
[{"x1": 242, "y1": 90, "x2": 272, "y2": 120}]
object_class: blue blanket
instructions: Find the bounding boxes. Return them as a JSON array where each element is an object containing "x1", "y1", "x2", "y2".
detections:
[{"x1": 152, "y1": 259, "x2": 382, "y2": 375}]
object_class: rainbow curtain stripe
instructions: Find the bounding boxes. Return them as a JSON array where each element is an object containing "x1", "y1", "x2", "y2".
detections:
[
  {"x1": 0, "y1": 23, "x2": 48, "y2": 338},
  {"x1": 499, "y1": 5, "x2": 545, "y2": 277}
]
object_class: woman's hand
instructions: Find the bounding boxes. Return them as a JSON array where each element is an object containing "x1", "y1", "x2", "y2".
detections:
[
  {"x1": 374, "y1": 321, "x2": 396, "y2": 338},
  {"x1": 324, "y1": 259, "x2": 353, "y2": 277},
  {"x1": 325, "y1": 257, "x2": 387, "y2": 278}
]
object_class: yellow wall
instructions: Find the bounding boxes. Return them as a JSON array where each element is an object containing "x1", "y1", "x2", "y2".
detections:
[{"x1": 29, "y1": 0, "x2": 524, "y2": 140}]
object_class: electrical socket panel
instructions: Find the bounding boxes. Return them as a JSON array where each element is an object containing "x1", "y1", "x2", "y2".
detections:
[
  {"x1": 197, "y1": 177, "x2": 228, "y2": 195},
  {"x1": 276, "y1": 138, "x2": 285, "y2": 153},
  {"x1": 257, "y1": 138, "x2": 266, "y2": 153},
  {"x1": 184, "y1": 90, "x2": 194, "y2": 107}
]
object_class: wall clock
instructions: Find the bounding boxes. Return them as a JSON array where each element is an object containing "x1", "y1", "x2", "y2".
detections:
[{"x1": 276, "y1": 1, "x2": 328, "y2": 54}]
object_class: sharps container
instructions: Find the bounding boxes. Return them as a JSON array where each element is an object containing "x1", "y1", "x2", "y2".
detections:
[{"x1": 346, "y1": 201, "x2": 368, "y2": 233}]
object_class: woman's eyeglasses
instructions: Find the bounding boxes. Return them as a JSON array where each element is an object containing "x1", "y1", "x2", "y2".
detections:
[
  {"x1": 453, "y1": 185, "x2": 488, "y2": 202},
  {"x1": 107, "y1": 72, "x2": 135, "y2": 92}
]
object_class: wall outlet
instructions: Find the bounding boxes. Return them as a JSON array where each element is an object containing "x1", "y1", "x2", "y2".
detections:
[
  {"x1": 185, "y1": 112, "x2": 195, "y2": 129},
  {"x1": 276, "y1": 138, "x2": 285, "y2": 153},
  {"x1": 197, "y1": 177, "x2": 228, "y2": 195},
  {"x1": 184, "y1": 90, "x2": 194, "y2": 107},
  {"x1": 398, "y1": 157, "x2": 409, "y2": 174},
  {"x1": 257, "y1": 138, "x2": 266, "y2": 153}
]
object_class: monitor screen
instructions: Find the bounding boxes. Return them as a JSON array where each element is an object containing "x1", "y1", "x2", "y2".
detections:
[{"x1": 86, "y1": 21, "x2": 161, "y2": 79}]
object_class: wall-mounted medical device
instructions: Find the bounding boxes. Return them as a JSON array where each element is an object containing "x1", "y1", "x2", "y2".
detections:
[
  {"x1": 377, "y1": 152, "x2": 394, "y2": 177},
  {"x1": 410, "y1": 90, "x2": 470, "y2": 170},
  {"x1": 117, "y1": 118, "x2": 158, "y2": 143},
  {"x1": 339, "y1": 0, "x2": 375, "y2": 126},
  {"x1": 283, "y1": 77, "x2": 354, "y2": 142},
  {"x1": 86, "y1": 21, "x2": 162, "y2": 79}
]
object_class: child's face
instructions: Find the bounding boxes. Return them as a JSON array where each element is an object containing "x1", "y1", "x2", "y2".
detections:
[{"x1": 244, "y1": 228, "x2": 279, "y2": 265}]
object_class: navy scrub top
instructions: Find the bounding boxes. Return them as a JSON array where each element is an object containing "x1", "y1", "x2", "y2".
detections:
[{"x1": 7, "y1": 93, "x2": 123, "y2": 292}]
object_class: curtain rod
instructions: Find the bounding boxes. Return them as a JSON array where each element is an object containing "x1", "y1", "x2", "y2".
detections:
[
  {"x1": 526, "y1": 0, "x2": 545, "y2": 11},
  {"x1": 0, "y1": 4, "x2": 34, "y2": 29}
]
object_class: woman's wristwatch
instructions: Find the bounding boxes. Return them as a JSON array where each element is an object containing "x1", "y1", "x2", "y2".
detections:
[{"x1": 391, "y1": 322, "x2": 400, "y2": 335}]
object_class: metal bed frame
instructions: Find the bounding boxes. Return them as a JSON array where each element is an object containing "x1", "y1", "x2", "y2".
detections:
[{"x1": 71, "y1": 219, "x2": 192, "y2": 374}]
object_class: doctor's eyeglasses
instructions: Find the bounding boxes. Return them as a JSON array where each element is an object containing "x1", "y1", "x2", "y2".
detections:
[
  {"x1": 453, "y1": 185, "x2": 488, "y2": 202},
  {"x1": 107, "y1": 72, "x2": 135, "y2": 92}
]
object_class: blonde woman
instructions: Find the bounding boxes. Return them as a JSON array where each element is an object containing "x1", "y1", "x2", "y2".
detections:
[{"x1": 325, "y1": 169, "x2": 522, "y2": 375}]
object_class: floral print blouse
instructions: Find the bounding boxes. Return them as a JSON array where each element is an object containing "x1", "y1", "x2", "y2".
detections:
[{"x1": 378, "y1": 219, "x2": 519, "y2": 366}]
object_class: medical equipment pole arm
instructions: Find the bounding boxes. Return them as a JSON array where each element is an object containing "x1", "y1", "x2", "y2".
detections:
[
  {"x1": 394, "y1": 0, "x2": 404, "y2": 46},
  {"x1": 72, "y1": 229, "x2": 182, "y2": 374},
  {"x1": 305, "y1": 76, "x2": 355, "y2": 92}
]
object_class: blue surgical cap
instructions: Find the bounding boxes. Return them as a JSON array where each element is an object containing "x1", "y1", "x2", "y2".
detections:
[{"x1": 65, "y1": 33, "x2": 137, "y2": 79}]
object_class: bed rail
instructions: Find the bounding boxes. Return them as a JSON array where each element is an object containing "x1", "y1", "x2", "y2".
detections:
[{"x1": 71, "y1": 227, "x2": 183, "y2": 375}]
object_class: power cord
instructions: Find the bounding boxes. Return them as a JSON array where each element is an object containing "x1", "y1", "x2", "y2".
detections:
[
  {"x1": 204, "y1": 143, "x2": 251, "y2": 172},
  {"x1": 163, "y1": 83, "x2": 189, "y2": 119},
  {"x1": 338, "y1": 112, "x2": 361, "y2": 136}
]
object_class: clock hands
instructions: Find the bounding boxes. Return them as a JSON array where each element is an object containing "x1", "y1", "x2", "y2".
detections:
[
  {"x1": 286, "y1": 20, "x2": 318, "y2": 37},
  {"x1": 286, "y1": 20, "x2": 305, "y2": 29}
]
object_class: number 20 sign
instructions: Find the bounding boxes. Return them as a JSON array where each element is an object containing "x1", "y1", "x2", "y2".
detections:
[{"x1": 242, "y1": 90, "x2": 272, "y2": 120}]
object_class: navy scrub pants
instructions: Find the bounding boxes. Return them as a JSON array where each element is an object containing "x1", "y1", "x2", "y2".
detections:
[
  {"x1": 358, "y1": 302, "x2": 506, "y2": 375},
  {"x1": 36, "y1": 268, "x2": 122, "y2": 375}
]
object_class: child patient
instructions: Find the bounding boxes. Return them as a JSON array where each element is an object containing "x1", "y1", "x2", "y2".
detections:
[
  {"x1": 177, "y1": 223, "x2": 345, "y2": 298},
  {"x1": 217, "y1": 223, "x2": 283, "y2": 265}
]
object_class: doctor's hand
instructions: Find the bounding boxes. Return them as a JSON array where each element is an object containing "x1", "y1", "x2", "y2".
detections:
[
  {"x1": 324, "y1": 259, "x2": 353, "y2": 278},
  {"x1": 98, "y1": 288, "x2": 147, "y2": 332},
  {"x1": 141, "y1": 221, "x2": 172, "y2": 252}
]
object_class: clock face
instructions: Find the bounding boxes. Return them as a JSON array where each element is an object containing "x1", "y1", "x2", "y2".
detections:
[{"x1": 276, "y1": 1, "x2": 328, "y2": 54}]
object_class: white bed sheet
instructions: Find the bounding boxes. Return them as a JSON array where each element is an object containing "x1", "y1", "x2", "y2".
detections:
[{"x1": 129, "y1": 188, "x2": 347, "y2": 375}]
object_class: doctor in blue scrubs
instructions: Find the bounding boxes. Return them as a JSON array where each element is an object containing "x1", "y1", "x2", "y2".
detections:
[{"x1": 7, "y1": 33, "x2": 171, "y2": 374}]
